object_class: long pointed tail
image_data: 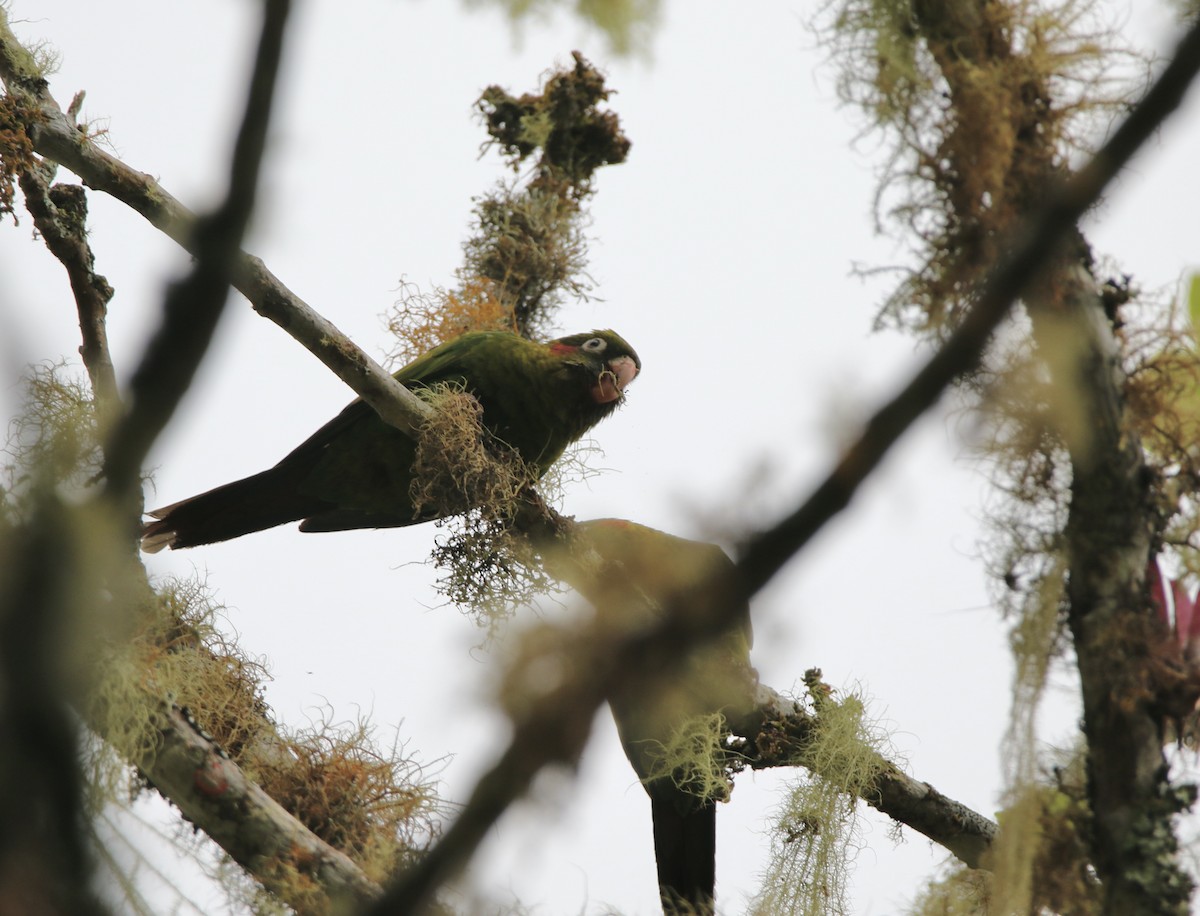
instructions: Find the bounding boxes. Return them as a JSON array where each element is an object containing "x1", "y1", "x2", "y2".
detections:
[
  {"x1": 141, "y1": 465, "x2": 324, "y2": 552},
  {"x1": 650, "y1": 791, "x2": 716, "y2": 914}
]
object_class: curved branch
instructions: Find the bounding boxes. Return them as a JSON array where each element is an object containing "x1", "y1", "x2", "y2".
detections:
[{"x1": 98, "y1": 0, "x2": 291, "y2": 500}]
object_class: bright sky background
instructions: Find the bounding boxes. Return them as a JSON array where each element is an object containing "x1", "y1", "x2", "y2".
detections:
[{"x1": 3, "y1": 1, "x2": 1200, "y2": 913}]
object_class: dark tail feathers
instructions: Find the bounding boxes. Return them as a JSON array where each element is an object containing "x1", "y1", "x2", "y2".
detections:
[
  {"x1": 651, "y1": 792, "x2": 716, "y2": 915},
  {"x1": 141, "y1": 465, "x2": 324, "y2": 552}
]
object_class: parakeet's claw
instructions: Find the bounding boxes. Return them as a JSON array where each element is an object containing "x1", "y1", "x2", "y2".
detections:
[
  {"x1": 593, "y1": 370, "x2": 620, "y2": 403},
  {"x1": 592, "y1": 354, "x2": 639, "y2": 404}
]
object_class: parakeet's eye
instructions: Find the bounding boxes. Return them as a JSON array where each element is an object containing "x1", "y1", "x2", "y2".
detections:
[{"x1": 582, "y1": 337, "x2": 607, "y2": 353}]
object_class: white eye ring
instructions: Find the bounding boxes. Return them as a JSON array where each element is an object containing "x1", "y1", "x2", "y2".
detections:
[{"x1": 582, "y1": 337, "x2": 607, "y2": 353}]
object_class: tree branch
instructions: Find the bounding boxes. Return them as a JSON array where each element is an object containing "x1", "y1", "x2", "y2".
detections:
[
  {"x1": 0, "y1": 7, "x2": 434, "y2": 444},
  {"x1": 367, "y1": 541, "x2": 997, "y2": 914},
  {"x1": 736, "y1": 10, "x2": 1200, "y2": 598},
  {"x1": 115, "y1": 694, "x2": 384, "y2": 911},
  {"x1": 1048, "y1": 258, "x2": 1182, "y2": 907},
  {"x1": 902, "y1": 4, "x2": 1200, "y2": 911},
  {"x1": 741, "y1": 684, "x2": 997, "y2": 869},
  {"x1": 4, "y1": 8, "x2": 396, "y2": 914},
  {"x1": 98, "y1": 0, "x2": 291, "y2": 501},
  {"x1": 17, "y1": 165, "x2": 119, "y2": 422}
]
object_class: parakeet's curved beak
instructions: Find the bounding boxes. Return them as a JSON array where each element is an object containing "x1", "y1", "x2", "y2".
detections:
[{"x1": 592, "y1": 355, "x2": 639, "y2": 404}]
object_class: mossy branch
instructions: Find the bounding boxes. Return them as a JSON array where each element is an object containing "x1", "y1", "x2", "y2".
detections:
[
  {"x1": 739, "y1": 682, "x2": 997, "y2": 869},
  {"x1": 735, "y1": 11, "x2": 1200, "y2": 597},
  {"x1": 467, "y1": 51, "x2": 629, "y2": 338},
  {"x1": 368, "y1": 524, "x2": 995, "y2": 914},
  {"x1": 2, "y1": 7, "x2": 419, "y2": 913},
  {"x1": 879, "y1": 3, "x2": 1200, "y2": 911},
  {"x1": 101, "y1": 692, "x2": 386, "y2": 911}
]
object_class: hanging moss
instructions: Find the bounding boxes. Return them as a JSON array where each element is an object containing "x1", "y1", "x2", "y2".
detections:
[
  {"x1": 410, "y1": 383, "x2": 561, "y2": 632},
  {"x1": 2, "y1": 362, "x2": 102, "y2": 510},
  {"x1": 639, "y1": 711, "x2": 739, "y2": 805},
  {"x1": 750, "y1": 674, "x2": 889, "y2": 916},
  {"x1": 819, "y1": 0, "x2": 1135, "y2": 335}
]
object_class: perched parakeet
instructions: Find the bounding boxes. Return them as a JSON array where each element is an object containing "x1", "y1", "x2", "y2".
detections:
[
  {"x1": 572, "y1": 519, "x2": 757, "y2": 915},
  {"x1": 141, "y1": 330, "x2": 639, "y2": 551}
]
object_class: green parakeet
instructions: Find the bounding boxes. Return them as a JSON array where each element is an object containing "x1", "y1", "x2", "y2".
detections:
[
  {"x1": 573, "y1": 519, "x2": 757, "y2": 915},
  {"x1": 141, "y1": 330, "x2": 639, "y2": 551}
]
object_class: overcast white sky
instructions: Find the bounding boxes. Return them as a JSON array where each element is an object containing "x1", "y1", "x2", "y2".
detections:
[{"x1": 3, "y1": 1, "x2": 1200, "y2": 913}]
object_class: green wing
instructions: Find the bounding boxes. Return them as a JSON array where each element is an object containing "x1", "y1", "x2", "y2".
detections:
[
  {"x1": 274, "y1": 332, "x2": 507, "y2": 468},
  {"x1": 282, "y1": 332, "x2": 516, "y2": 531}
]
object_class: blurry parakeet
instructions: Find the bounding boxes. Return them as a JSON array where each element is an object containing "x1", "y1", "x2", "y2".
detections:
[
  {"x1": 573, "y1": 518, "x2": 757, "y2": 915},
  {"x1": 141, "y1": 330, "x2": 639, "y2": 551}
]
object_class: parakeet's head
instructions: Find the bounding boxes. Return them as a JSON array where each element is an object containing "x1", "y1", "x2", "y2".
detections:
[{"x1": 549, "y1": 329, "x2": 641, "y2": 404}]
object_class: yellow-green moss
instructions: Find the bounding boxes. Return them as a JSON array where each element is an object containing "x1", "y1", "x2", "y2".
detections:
[
  {"x1": 86, "y1": 576, "x2": 443, "y2": 879},
  {"x1": 642, "y1": 711, "x2": 737, "y2": 805},
  {"x1": 819, "y1": 0, "x2": 1136, "y2": 335},
  {"x1": 751, "y1": 677, "x2": 888, "y2": 916},
  {"x1": 410, "y1": 383, "x2": 560, "y2": 632}
]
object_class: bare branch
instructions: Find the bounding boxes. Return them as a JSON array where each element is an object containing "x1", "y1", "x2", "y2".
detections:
[{"x1": 0, "y1": 7, "x2": 434, "y2": 445}]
